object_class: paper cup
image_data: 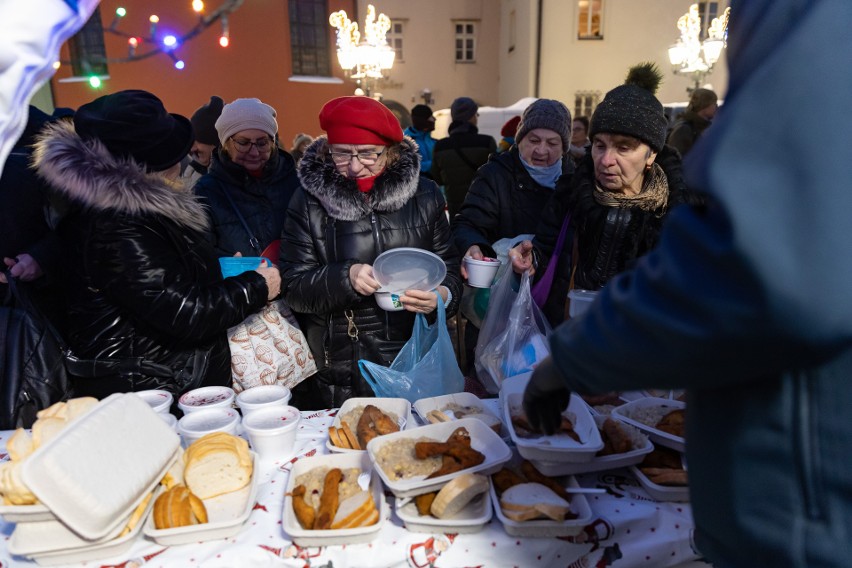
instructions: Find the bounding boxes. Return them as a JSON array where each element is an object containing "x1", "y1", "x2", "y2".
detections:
[
  {"x1": 134, "y1": 389, "x2": 173, "y2": 414},
  {"x1": 464, "y1": 257, "x2": 501, "y2": 288},
  {"x1": 178, "y1": 385, "x2": 235, "y2": 414},
  {"x1": 241, "y1": 405, "x2": 301, "y2": 460},
  {"x1": 236, "y1": 384, "x2": 292, "y2": 417},
  {"x1": 178, "y1": 407, "x2": 240, "y2": 447}
]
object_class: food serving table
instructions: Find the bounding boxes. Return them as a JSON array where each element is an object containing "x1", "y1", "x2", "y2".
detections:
[{"x1": 0, "y1": 404, "x2": 705, "y2": 568}]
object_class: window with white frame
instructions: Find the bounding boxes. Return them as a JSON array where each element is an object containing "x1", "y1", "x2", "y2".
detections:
[
  {"x1": 68, "y1": 7, "x2": 108, "y2": 77},
  {"x1": 454, "y1": 21, "x2": 476, "y2": 62},
  {"x1": 577, "y1": 0, "x2": 603, "y2": 39},
  {"x1": 388, "y1": 20, "x2": 404, "y2": 62},
  {"x1": 574, "y1": 91, "x2": 601, "y2": 120},
  {"x1": 697, "y1": 1, "x2": 721, "y2": 39}
]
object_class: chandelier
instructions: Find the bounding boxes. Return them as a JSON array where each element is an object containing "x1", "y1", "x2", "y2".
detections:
[
  {"x1": 667, "y1": 4, "x2": 730, "y2": 92},
  {"x1": 329, "y1": 4, "x2": 395, "y2": 97}
]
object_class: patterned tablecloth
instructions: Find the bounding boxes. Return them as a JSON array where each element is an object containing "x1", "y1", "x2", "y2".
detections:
[{"x1": 0, "y1": 405, "x2": 702, "y2": 568}]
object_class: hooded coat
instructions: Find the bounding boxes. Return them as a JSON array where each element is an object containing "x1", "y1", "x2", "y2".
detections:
[
  {"x1": 31, "y1": 121, "x2": 269, "y2": 398},
  {"x1": 280, "y1": 136, "x2": 462, "y2": 409}
]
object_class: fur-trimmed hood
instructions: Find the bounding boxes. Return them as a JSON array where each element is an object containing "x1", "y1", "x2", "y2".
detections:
[
  {"x1": 297, "y1": 135, "x2": 421, "y2": 221},
  {"x1": 31, "y1": 120, "x2": 209, "y2": 233}
]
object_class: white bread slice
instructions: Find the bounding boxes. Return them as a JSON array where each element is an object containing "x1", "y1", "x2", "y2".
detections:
[
  {"x1": 185, "y1": 435, "x2": 252, "y2": 499},
  {"x1": 6, "y1": 428, "x2": 34, "y2": 462},
  {"x1": 331, "y1": 491, "x2": 376, "y2": 529},
  {"x1": 430, "y1": 473, "x2": 489, "y2": 519},
  {"x1": 358, "y1": 507, "x2": 380, "y2": 527},
  {"x1": 31, "y1": 416, "x2": 66, "y2": 448},
  {"x1": 64, "y1": 397, "x2": 99, "y2": 422},
  {"x1": 500, "y1": 482, "x2": 571, "y2": 522},
  {"x1": 36, "y1": 401, "x2": 67, "y2": 420}
]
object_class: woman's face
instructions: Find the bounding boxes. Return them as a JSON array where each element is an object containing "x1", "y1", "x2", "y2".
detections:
[
  {"x1": 591, "y1": 133, "x2": 657, "y2": 195},
  {"x1": 571, "y1": 119, "x2": 588, "y2": 146},
  {"x1": 518, "y1": 128, "x2": 564, "y2": 167},
  {"x1": 328, "y1": 144, "x2": 388, "y2": 179},
  {"x1": 225, "y1": 128, "x2": 274, "y2": 172}
]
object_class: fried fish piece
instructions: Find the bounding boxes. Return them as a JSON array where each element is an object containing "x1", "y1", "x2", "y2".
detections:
[
  {"x1": 415, "y1": 492, "x2": 437, "y2": 516},
  {"x1": 314, "y1": 468, "x2": 343, "y2": 530},
  {"x1": 655, "y1": 409, "x2": 685, "y2": 437},
  {"x1": 640, "y1": 467, "x2": 688, "y2": 486},
  {"x1": 426, "y1": 444, "x2": 485, "y2": 479},
  {"x1": 291, "y1": 484, "x2": 316, "y2": 529},
  {"x1": 357, "y1": 405, "x2": 400, "y2": 448},
  {"x1": 492, "y1": 467, "x2": 526, "y2": 496},
  {"x1": 597, "y1": 418, "x2": 633, "y2": 456}
]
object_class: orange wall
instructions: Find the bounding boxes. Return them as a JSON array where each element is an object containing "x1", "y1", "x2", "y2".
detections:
[{"x1": 51, "y1": 0, "x2": 356, "y2": 149}]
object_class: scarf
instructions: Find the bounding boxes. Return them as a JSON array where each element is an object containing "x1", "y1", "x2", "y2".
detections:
[
  {"x1": 520, "y1": 155, "x2": 563, "y2": 189},
  {"x1": 355, "y1": 173, "x2": 381, "y2": 193},
  {"x1": 593, "y1": 162, "x2": 669, "y2": 214}
]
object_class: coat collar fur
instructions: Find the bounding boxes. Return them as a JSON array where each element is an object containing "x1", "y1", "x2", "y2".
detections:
[
  {"x1": 297, "y1": 135, "x2": 421, "y2": 221},
  {"x1": 31, "y1": 120, "x2": 209, "y2": 233}
]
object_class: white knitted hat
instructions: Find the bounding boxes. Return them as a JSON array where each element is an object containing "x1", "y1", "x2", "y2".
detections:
[{"x1": 215, "y1": 98, "x2": 278, "y2": 146}]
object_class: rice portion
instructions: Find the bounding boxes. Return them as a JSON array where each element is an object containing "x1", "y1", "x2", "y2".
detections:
[{"x1": 373, "y1": 436, "x2": 443, "y2": 481}]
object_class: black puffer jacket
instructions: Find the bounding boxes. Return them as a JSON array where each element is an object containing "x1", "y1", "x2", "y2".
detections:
[
  {"x1": 452, "y1": 146, "x2": 573, "y2": 258},
  {"x1": 534, "y1": 145, "x2": 702, "y2": 324},
  {"x1": 32, "y1": 121, "x2": 269, "y2": 399},
  {"x1": 193, "y1": 149, "x2": 300, "y2": 256},
  {"x1": 281, "y1": 136, "x2": 462, "y2": 409}
]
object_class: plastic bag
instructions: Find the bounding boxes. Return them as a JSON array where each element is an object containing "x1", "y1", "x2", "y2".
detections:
[
  {"x1": 474, "y1": 269, "x2": 552, "y2": 394},
  {"x1": 359, "y1": 294, "x2": 464, "y2": 403}
]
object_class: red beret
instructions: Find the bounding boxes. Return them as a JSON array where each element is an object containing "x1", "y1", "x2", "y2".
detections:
[
  {"x1": 501, "y1": 115, "x2": 521, "y2": 138},
  {"x1": 319, "y1": 96, "x2": 403, "y2": 145}
]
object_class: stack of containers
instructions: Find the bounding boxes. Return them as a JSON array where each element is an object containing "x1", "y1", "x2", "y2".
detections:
[{"x1": 4, "y1": 393, "x2": 181, "y2": 564}]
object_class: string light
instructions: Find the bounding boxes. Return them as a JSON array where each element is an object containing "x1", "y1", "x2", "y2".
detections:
[
  {"x1": 219, "y1": 15, "x2": 230, "y2": 47},
  {"x1": 88, "y1": 76, "x2": 102, "y2": 88},
  {"x1": 163, "y1": 35, "x2": 178, "y2": 48},
  {"x1": 192, "y1": 0, "x2": 204, "y2": 13}
]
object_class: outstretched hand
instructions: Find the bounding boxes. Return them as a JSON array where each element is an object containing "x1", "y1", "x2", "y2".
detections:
[
  {"x1": 509, "y1": 240, "x2": 536, "y2": 276},
  {"x1": 523, "y1": 356, "x2": 572, "y2": 435}
]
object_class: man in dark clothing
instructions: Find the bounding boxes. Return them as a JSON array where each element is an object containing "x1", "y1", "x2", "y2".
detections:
[
  {"x1": 430, "y1": 97, "x2": 496, "y2": 220},
  {"x1": 666, "y1": 88, "x2": 717, "y2": 157},
  {"x1": 403, "y1": 104, "x2": 436, "y2": 178}
]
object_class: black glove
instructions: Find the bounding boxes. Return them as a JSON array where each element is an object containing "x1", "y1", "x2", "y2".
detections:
[{"x1": 522, "y1": 356, "x2": 571, "y2": 435}]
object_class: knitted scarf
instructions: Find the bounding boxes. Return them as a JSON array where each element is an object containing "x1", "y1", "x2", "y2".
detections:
[{"x1": 593, "y1": 162, "x2": 669, "y2": 214}]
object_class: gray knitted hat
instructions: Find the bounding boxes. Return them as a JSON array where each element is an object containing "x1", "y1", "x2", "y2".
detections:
[
  {"x1": 589, "y1": 84, "x2": 667, "y2": 152},
  {"x1": 450, "y1": 97, "x2": 478, "y2": 123},
  {"x1": 215, "y1": 98, "x2": 278, "y2": 146},
  {"x1": 515, "y1": 99, "x2": 572, "y2": 150}
]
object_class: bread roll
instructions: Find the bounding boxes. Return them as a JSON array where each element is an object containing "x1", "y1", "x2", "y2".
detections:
[
  {"x1": 184, "y1": 433, "x2": 252, "y2": 499},
  {"x1": 153, "y1": 485, "x2": 208, "y2": 529},
  {"x1": 31, "y1": 416, "x2": 66, "y2": 448},
  {"x1": 6, "y1": 429, "x2": 34, "y2": 462},
  {"x1": 500, "y1": 482, "x2": 571, "y2": 522},
  {"x1": 430, "y1": 473, "x2": 489, "y2": 519}
]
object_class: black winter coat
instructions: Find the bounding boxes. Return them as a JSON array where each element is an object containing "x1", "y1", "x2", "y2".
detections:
[
  {"x1": 193, "y1": 149, "x2": 300, "y2": 256},
  {"x1": 533, "y1": 145, "x2": 701, "y2": 324},
  {"x1": 281, "y1": 137, "x2": 462, "y2": 409},
  {"x1": 452, "y1": 147, "x2": 573, "y2": 259},
  {"x1": 32, "y1": 121, "x2": 269, "y2": 399},
  {"x1": 430, "y1": 122, "x2": 496, "y2": 219}
]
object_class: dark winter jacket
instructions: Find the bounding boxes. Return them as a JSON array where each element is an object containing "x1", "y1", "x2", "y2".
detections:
[
  {"x1": 666, "y1": 109, "x2": 712, "y2": 157},
  {"x1": 31, "y1": 121, "x2": 269, "y2": 399},
  {"x1": 533, "y1": 145, "x2": 699, "y2": 324},
  {"x1": 430, "y1": 121, "x2": 496, "y2": 219},
  {"x1": 452, "y1": 146, "x2": 573, "y2": 259},
  {"x1": 193, "y1": 149, "x2": 300, "y2": 257},
  {"x1": 281, "y1": 136, "x2": 462, "y2": 409}
]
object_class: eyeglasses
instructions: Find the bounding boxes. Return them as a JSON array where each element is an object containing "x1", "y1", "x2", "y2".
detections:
[
  {"x1": 328, "y1": 148, "x2": 386, "y2": 166},
  {"x1": 230, "y1": 136, "x2": 273, "y2": 153}
]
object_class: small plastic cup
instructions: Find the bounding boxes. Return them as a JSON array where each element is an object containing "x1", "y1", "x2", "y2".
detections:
[
  {"x1": 219, "y1": 256, "x2": 273, "y2": 278},
  {"x1": 568, "y1": 289, "x2": 600, "y2": 318},
  {"x1": 236, "y1": 384, "x2": 292, "y2": 417},
  {"x1": 241, "y1": 405, "x2": 301, "y2": 460},
  {"x1": 464, "y1": 257, "x2": 501, "y2": 288},
  {"x1": 134, "y1": 389, "x2": 174, "y2": 415},
  {"x1": 178, "y1": 385, "x2": 235, "y2": 414},
  {"x1": 178, "y1": 407, "x2": 240, "y2": 447},
  {"x1": 374, "y1": 288, "x2": 404, "y2": 311}
]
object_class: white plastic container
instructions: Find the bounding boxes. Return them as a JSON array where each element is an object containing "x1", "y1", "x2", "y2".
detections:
[
  {"x1": 235, "y1": 384, "x2": 292, "y2": 417},
  {"x1": 177, "y1": 385, "x2": 235, "y2": 414},
  {"x1": 241, "y1": 405, "x2": 301, "y2": 460},
  {"x1": 629, "y1": 466, "x2": 690, "y2": 502},
  {"x1": 395, "y1": 480, "x2": 493, "y2": 534},
  {"x1": 463, "y1": 257, "x2": 501, "y2": 288},
  {"x1": 326, "y1": 397, "x2": 412, "y2": 454},
  {"x1": 134, "y1": 389, "x2": 173, "y2": 414},
  {"x1": 611, "y1": 397, "x2": 686, "y2": 453},
  {"x1": 490, "y1": 474, "x2": 593, "y2": 537},
  {"x1": 177, "y1": 407, "x2": 240, "y2": 447},
  {"x1": 568, "y1": 289, "x2": 599, "y2": 318},
  {"x1": 374, "y1": 289, "x2": 404, "y2": 311}
]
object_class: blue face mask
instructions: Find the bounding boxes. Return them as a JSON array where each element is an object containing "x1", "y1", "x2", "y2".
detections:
[{"x1": 520, "y1": 155, "x2": 563, "y2": 188}]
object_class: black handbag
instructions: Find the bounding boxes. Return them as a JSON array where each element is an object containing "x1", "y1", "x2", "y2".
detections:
[{"x1": 0, "y1": 272, "x2": 73, "y2": 429}]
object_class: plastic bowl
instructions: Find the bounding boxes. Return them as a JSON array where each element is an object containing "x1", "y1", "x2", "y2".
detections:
[
  {"x1": 241, "y1": 405, "x2": 301, "y2": 460},
  {"x1": 236, "y1": 385, "x2": 292, "y2": 416},
  {"x1": 219, "y1": 256, "x2": 272, "y2": 279},
  {"x1": 463, "y1": 257, "x2": 501, "y2": 288},
  {"x1": 178, "y1": 407, "x2": 240, "y2": 447},
  {"x1": 178, "y1": 386, "x2": 235, "y2": 414},
  {"x1": 134, "y1": 389, "x2": 174, "y2": 414},
  {"x1": 375, "y1": 289, "x2": 404, "y2": 312}
]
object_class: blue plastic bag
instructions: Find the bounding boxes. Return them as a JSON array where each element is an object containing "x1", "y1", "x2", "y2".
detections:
[{"x1": 359, "y1": 294, "x2": 464, "y2": 403}]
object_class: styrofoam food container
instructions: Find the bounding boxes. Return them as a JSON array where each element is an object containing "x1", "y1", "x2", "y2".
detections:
[
  {"x1": 327, "y1": 397, "x2": 412, "y2": 454},
  {"x1": 236, "y1": 384, "x2": 292, "y2": 416},
  {"x1": 463, "y1": 256, "x2": 501, "y2": 288},
  {"x1": 157, "y1": 411, "x2": 179, "y2": 431},
  {"x1": 611, "y1": 397, "x2": 686, "y2": 453},
  {"x1": 395, "y1": 479, "x2": 493, "y2": 534},
  {"x1": 528, "y1": 415, "x2": 653, "y2": 476},
  {"x1": 283, "y1": 452, "x2": 387, "y2": 547},
  {"x1": 9, "y1": 486, "x2": 160, "y2": 564},
  {"x1": 0, "y1": 501, "x2": 54, "y2": 523},
  {"x1": 413, "y1": 391, "x2": 506, "y2": 437},
  {"x1": 374, "y1": 288, "x2": 404, "y2": 311},
  {"x1": 145, "y1": 452, "x2": 261, "y2": 545},
  {"x1": 178, "y1": 385, "x2": 235, "y2": 414},
  {"x1": 501, "y1": 375, "x2": 603, "y2": 462},
  {"x1": 490, "y1": 473, "x2": 593, "y2": 537},
  {"x1": 21, "y1": 393, "x2": 181, "y2": 542},
  {"x1": 178, "y1": 407, "x2": 240, "y2": 447},
  {"x1": 241, "y1": 405, "x2": 301, "y2": 460},
  {"x1": 367, "y1": 417, "x2": 512, "y2": 498},
  {"x1": 567, "y1": 289, "x2": 599, "y2": 318},
  {"x1": 134, "y1": 389, "x2": 173, "y2": 414},
  {"x1": 629, "y1": 466, "x2": 690, "y2": 502}
]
